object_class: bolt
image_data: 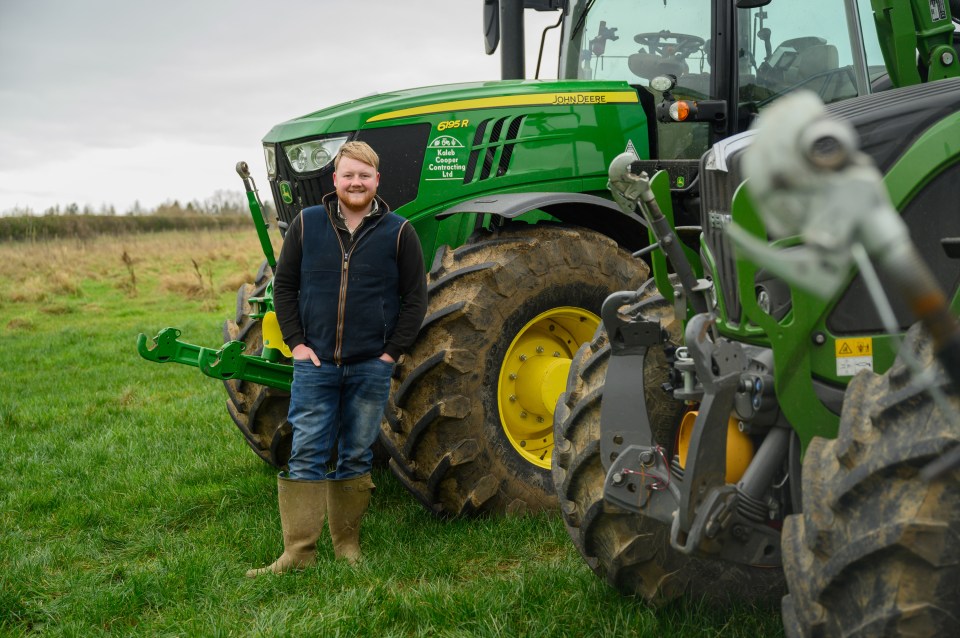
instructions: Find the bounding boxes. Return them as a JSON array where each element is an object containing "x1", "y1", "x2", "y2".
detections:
[
  {"x1": 519, "y1": 354, "x2": 527, "y2": 362},
  {"x1": 942, "y1": 50, "x2": 955, "y2": 66},
  {"x1": 520, "y1": 440, "x2": 526, "y2": 447},
  {"x1": 705, "y1": 519, "x2": 718, "y2": 538},
  {"x1": 756, "y1": 289, "x2": 771, "y2": 314},
  {"x1": 509, "y1": 373, "x2": 517, "y2": 380},
  {"x1": 639, "y1": 450, "x2": 655, "y2": 466},
  {"x1": 812, "y1": 331, "x2": 826, "y2": 346},
  {"x1": 537, "y1": 416, "x2": 544, "y2": 423},
  {"x1": 553, "y1": 351, "x2": 561, "y2": 357},
  {"x1": 509, "y1": 395, "x2": 517, "y2": 402},
  {"x1": 520, "y1": 411, "x2": 527, "y2": 418},
  {"x1": 536, "y1": 346, "x2": 544, "y2": 354},
  {"x1": 612, "y1": 472, "x2": 624, "y2": 485}
]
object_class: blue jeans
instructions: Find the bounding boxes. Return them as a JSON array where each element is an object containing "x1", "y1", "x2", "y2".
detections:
[{"x1": 286, "y1": 357, "x2": 393, "y2": 480}]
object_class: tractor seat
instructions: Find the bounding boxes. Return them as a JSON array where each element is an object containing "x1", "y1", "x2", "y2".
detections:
[
  {"x1": 629, "y1": 51, "x2": 688, "y2": 81},
  {"x1": 782, "y1": 44, "x2": 839, "y2": 85}
]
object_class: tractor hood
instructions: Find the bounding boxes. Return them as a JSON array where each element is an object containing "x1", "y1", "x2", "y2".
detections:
[{"x1": 261, "y1": 79, "x2": 639, "y2": 142}]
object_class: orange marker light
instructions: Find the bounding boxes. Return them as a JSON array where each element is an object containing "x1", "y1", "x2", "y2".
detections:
[{"x1": 670, "y1": 100, "x2": 692, "y2": 121}]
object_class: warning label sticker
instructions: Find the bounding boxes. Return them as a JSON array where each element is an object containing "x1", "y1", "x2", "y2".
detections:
[
  {"x1": 835, "y1": 337, "x2": 873, "y2": 376},
  {"x1": 930, "y1": 0, "x2": 947, "y2": 22}
]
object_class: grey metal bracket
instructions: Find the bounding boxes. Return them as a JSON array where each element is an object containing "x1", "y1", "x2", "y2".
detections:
[{"x1": 599, "y1": 289, "x2": 668, "y2": 469}]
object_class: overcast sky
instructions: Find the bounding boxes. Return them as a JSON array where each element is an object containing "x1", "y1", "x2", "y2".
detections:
[{"x1": 0, "y1": 1, "x2": 559, "y2": 215}]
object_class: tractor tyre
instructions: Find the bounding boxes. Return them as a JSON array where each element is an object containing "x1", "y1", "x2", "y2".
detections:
[
  {"x1": 381, "y1": 225, "x2": 647, "y2": 516},
  {"x1": 222, "y1": 260, "x2": 292, "y2": 468},
  {"x1": 781, "y1": 324, "x2": 960, "y2": 637},
  {"x1": 553, "y1": 298, "x2": 786, "y2": 606}
]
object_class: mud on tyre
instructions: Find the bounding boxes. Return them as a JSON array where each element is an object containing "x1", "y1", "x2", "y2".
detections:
[
  {"x1": 781, "y1": 323, "x2": 960, "y2": 637},
  {"x1": 222, "y1": 260, "x2": 292, "y2": 467},
  {"x1": 553, "y1": 297, "x2": 786, "y2": 605},
  {"x1": 381, "y1": 225, "x2": 648, "y2": 517}
]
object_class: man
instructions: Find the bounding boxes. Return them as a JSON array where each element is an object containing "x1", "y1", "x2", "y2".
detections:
[{"x1": 247, "y1": 141, "x2": 427, "y2": 576}]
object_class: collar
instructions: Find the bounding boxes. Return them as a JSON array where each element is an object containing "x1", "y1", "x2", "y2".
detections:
[{"x1": 336, "y1": 198, "x2": 379, "y2": 223}]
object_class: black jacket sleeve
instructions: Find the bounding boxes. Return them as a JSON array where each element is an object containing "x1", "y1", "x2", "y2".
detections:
[
  {"x1": 384, "y1": 221, "x2": 427, "y2": 360},
  {"x1": 272, "y1": 213, "x2": 307, "y2": 351}
]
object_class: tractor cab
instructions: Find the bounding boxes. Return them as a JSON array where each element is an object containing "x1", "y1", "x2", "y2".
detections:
[{"x1": 553, "y1": 0, "x2": 885, "y2": 159}]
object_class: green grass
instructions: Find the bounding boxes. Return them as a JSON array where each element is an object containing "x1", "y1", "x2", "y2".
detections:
[{"x1": 0, "y1": 230, "x2": 784, "y2": 637}]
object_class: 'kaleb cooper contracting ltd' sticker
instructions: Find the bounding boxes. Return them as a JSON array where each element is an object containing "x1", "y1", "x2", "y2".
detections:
[{"x1": 424, "y1": 135, "x2": 467, "y2": 181}]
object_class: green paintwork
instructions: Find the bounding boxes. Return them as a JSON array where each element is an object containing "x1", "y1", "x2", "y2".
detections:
[
  {"x1": 708, "y1": 109, "x2": 960, "y2": 448},
  {"x1": 648, "y1": 170, "x2": 702, "y2": 303},
  {"x1": 262, "y1": 80, "x2": 640, "y2": 141},
  {"x1": 137, "y1": 328, "x2": 204, "y2": 368},
  {"x1": 245, "y1": 190, "x2": 276, "y2": 269},
  {"x1": 871, "y1": 0, "x2": 960, "y2": 87},
  {"x1": 137, "y1": 328, "x2": 291, "y2": 392},
  {"x1": 197, "y1": 341, "x2": 291, "y2": 392},
  {"x1": 265, "y1": 79, "x2": 648, "y2": 272}
]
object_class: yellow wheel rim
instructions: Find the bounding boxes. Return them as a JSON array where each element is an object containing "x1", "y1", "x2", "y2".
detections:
[{"x1": 497, "y1": 307, "x2": 599, "y2": 469}]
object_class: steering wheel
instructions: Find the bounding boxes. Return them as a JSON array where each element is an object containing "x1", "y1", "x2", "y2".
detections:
[{"x1": 634, "y1": 31, "x2": 705, "y2": 59}]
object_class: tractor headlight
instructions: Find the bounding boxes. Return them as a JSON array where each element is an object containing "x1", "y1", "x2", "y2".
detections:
[
  {"x1": 282, "y1": 136, "x2": 349, "y2": 174},
  {"x1": 263, "y1": 145, "x2": 277, "y2": 179}
]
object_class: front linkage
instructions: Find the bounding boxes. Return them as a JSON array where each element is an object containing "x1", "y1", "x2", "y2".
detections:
[
  {"x1": 136, "y1": 162, "x2": 293, "y2": 393},
  {"x1": 599, "y1": 154, "x2": 790, "y2": 567}
]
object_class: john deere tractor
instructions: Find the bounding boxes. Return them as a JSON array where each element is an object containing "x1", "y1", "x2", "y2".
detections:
[
  {"x1": 139, "y1": 0, "x2": 893, "y2": 518},
  {"x1": 551, "y1": 0, "x2": 960, "y2": 631}
]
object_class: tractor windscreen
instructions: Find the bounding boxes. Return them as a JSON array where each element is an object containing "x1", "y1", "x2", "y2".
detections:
[
  {"x1": 561, "y1": 0, "x2": 713, "y2": 159},
  {"x1": 737, "y1": 0, "x2": 882, "y2": 113}
]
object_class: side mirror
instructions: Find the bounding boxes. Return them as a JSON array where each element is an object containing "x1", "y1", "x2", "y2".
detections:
[{"x1": 484, "y1": 0, "x2": 501, "y2": 55}]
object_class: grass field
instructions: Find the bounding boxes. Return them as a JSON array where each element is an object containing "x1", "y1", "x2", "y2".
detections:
[{"x1": 0, "y1": 229, "x2": 785, "y2": 637}]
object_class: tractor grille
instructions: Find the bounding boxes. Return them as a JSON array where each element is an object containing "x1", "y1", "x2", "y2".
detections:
[
  {"x1": 699, "y1": 141, "x2": 749, "y2": 325},
  {"x1": 463, "y1": 115, "x2": 526, "y2": 184},
  {"x1": 267, "y1": 123, "x2": 431, "y2": 232}
]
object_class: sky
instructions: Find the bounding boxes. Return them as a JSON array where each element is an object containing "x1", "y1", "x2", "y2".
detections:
[{"x1": 0, "y1": 1, "x2": 559, "y2": 215}]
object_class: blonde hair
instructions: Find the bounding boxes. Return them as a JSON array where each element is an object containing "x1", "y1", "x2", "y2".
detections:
[{"x1": 334, "y1": 141, "x2": 379, "y2": 171}]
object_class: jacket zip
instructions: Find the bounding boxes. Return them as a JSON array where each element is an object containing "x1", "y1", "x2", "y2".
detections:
[{"x1": 330, "y1": 210, "x2": 383, "y2": 366}]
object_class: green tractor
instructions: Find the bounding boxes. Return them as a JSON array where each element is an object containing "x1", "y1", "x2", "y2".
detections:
[
  {"x1": 552, "y1": 0, "x2": 960, "y2": 631},
  {"x1": 139, "y1": 0, "x2": 893, "y2": 517}
]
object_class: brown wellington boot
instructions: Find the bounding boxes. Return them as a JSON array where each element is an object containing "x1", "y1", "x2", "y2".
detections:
[
  {"x1": 246, "y1": 475, "x2": 326, "y2": 577},
  {"x1": 327, "y1": 474, "x2": 375, "y2": 565}
]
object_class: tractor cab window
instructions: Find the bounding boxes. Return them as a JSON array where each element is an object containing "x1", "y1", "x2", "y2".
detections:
[
  {"x1": 561, "y1": 0, "x2": 714, "y2": 159},
  {"x1": 737, "y1": 1, "x2": 871, "y2": 114}
]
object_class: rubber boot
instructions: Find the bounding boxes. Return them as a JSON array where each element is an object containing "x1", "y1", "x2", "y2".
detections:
[
  {"x1": 327, "y1": 474, "x2": 375, "y2": 565},
  {"x1": 245, "y1": 474, "x2": 326, "y2": 577}
]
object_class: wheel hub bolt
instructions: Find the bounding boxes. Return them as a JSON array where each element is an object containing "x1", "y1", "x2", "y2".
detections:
[
  {"x1": 536, "y1": 346, "x2": 544, "y2": 354},
  {"x1": 520, "y1": 411, "x2": 527, "y2": 418},
  {"x1": 537, "y1": 416, "x2": 544, "y2": 423},
  {"x1": 509, "y1": 373, "x2": 517, "y2": 380},
  {"x1": 519, "y1": 354, "x2": 527, "y2": 362},
  {"x1": 509, "y1": 395, "x2": 517, "y2": 402}
]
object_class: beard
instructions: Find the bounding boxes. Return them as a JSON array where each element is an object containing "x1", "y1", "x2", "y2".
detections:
[{"x1": 338, "y1": 188, "x2": 376, "y2": 213}]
